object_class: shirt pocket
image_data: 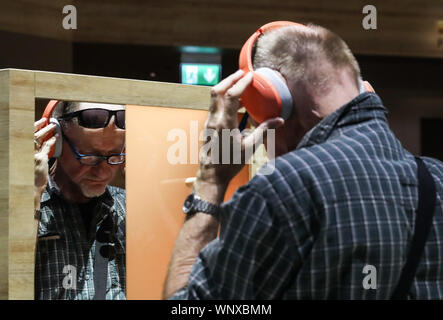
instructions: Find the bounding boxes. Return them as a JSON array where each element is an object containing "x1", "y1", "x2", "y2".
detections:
[
  {"x1": 38, "y1": 232, "x2": 61, "y2": 241},
  {"x1": 35, "y1": 232, "x2": 67, "y2": 293},
  {"x1": 37, "y1": 231, "x2": 63, "y2": 256}
]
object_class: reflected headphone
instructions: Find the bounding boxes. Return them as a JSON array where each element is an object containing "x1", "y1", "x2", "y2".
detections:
[
  {"x1": 239, "y1": 21, "x2": 375, "y2": 124},
  {"x1": 40, "y1": 100, "x2": 63, "y2": 158}
]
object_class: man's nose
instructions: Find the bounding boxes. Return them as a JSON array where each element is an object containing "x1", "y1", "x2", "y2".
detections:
[
  {"x1": 107, "y1": 114, "x2": 118, "y2": 129},
  {"x1": 92, "y1": 159, "x2": 112, "y2": 176}
]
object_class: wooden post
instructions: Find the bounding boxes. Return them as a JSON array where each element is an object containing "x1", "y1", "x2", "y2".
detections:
[
  {"x1": 0, "y1": 69, "x2": 10, "y2": 300},
  {"x1": 0, "y1": 69, "x2": 36, "y2": 299}
]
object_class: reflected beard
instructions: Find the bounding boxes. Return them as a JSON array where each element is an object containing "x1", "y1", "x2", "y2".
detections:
[{"x1": 79, "y1": 180, "x2": 107, "y2": 198}]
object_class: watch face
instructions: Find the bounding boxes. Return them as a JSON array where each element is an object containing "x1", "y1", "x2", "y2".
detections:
[{"x1": 182, "y1": 194, "x2": 194, "y2": 214}]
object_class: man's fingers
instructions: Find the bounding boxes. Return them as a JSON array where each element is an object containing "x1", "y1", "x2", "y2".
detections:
[
  {"x1": 39, "y1": 135, "x2": 58, "y2": 156},
  {"x1": 243, "y1": 117, "x2": 284, "y2": 151},
  {"x1": 211, "y1": 70, "x2": 244, "y2": 96},
  {"x1": 34, "y1": 123, "x2": 56, "y2": 142},
  {"x1": 259, "y1": 117, "x2": 285, "y2": 131},
  {"x1": 225, "y1": 72, "x2": 253, "y2": 101},
  {"x1": 34, "y1": 118, "x2": 47, "y2": 133}
]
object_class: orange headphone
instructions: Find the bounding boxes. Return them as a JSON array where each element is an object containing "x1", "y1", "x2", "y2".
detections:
[
  {"x1": 239, "y1": 21, "x2": 375, "y2": 124},
  {"x1": 41, "y1": 100, "x2": 63, "y2": 159}
]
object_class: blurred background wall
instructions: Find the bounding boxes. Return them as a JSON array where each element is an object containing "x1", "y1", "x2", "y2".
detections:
[{"x1": 1, "y1": 0, "x2": 442, "y2": 160}]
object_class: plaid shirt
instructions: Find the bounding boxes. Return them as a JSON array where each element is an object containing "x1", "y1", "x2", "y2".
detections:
[
  {"x1": 35, "y1": 177, "x2": 126, "y2": 300},
  {"x1": 172, "y1": 92, "x2": 443, "y2": 300}
]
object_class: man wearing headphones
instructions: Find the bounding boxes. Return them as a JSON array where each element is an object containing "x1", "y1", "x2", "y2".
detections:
[
  {"x1": 34, "y1": 101, "x2": 126, "y2": 299},
  {"x1": 164, "y1": 22, "x2": 443, "y2": 299}
]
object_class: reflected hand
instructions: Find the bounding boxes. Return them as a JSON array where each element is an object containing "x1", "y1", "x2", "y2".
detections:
[{"x1": 34, "y1": 117, "x2": 58, "y2": 209}]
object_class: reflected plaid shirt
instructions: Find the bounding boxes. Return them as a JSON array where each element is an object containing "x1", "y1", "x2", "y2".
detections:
[
  {"x1": 172, "y1": 92, "x2": 443, "y2": 299},
  {"x1": 35, "y1": 177, "x2": 126, "y2": 300}
]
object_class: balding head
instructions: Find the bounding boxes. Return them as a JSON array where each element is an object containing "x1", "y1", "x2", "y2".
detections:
[
  {"x1": 252, "y1": 23, "x2": 363, "y2": 157},
  {"x1": 253, "y1": 23, "x2": 361, "y2": 95}
]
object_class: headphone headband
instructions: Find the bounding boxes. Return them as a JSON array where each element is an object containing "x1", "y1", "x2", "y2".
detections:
[
  {"x1": 42, "y1": 100, "x2": 60, "y2": 125},
  {"x1": 41, "y1": 100, "x2": 62, "y2": 158}
]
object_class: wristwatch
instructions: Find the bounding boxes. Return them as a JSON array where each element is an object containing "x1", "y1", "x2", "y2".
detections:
[{"x1": 182, "y1": 193, "x2": 220, "y2": 218}]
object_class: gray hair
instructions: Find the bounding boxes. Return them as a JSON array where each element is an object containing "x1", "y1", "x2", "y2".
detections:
[
  {"x1": 52, "y1": 101, "x2": 78, "y2": 119},
  {"x1": 253, "y1": 23, "x2": 361, "y2": 93}
]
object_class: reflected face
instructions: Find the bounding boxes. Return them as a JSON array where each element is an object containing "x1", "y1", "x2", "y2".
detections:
[{"x1": 58, "y1": 103, "x2": 125, "y2": 198}]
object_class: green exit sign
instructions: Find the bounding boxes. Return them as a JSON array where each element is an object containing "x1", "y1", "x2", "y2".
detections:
[{"x1": 181, "y1": 63, "x2": 221, "y2": 86}]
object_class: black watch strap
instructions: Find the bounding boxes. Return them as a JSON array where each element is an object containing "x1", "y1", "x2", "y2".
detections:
[{"x1": 183, "y1": 193, "x2": 220, "y2": 218}]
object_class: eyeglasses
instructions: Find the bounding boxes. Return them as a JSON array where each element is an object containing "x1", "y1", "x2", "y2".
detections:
[
  {"x1": 59, "y1": 108, "x2": 125, "y2": 129},
  {"x1": 62, "y1": 133, "x2": 125, "y2": 166}
]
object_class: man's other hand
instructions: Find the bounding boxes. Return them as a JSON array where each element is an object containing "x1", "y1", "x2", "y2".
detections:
[
  {"x1": 34, "y1": 117, "x2": 58, "y2": 210},
  {"x1": 197, "y1": 70, "x2": 284, "y2": 193}
]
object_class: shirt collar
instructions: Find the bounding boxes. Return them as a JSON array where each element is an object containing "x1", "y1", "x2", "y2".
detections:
[
  {"x1": 296, "y1": 92, "x2": 387, "y2": 150},
  {"x1": 42, "y1": 174, "x2": 114, "y2": 207}
]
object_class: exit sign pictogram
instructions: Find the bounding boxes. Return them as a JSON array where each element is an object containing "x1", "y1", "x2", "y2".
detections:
[{"x1": 181, "y1": 64, "x2": 221, "y2": 86}]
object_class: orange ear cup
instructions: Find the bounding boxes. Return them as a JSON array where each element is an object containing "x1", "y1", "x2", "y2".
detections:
[
  {"x1": 240, "y1": 72, "x2": 282, "y2": 123},
  {"x1": 41, "y1": 100, "x2": 62, "y2": 159}
]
